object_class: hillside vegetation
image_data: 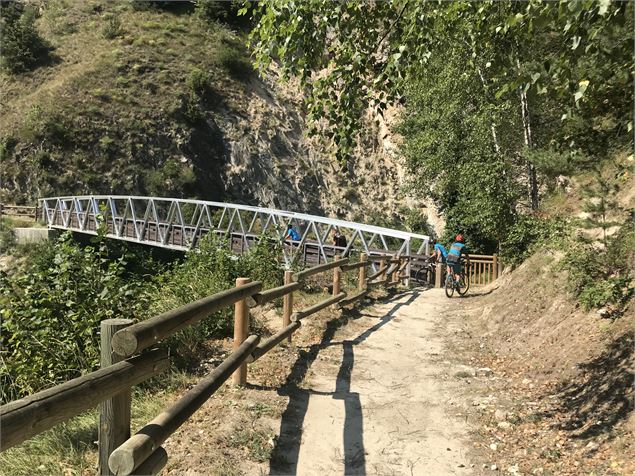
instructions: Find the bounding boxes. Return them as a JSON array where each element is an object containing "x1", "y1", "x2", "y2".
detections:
[{"x1": 0, "y1": 0, "x2": 429, "y2": 229}]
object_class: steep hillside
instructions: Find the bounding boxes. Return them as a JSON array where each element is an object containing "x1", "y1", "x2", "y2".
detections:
[
  {"x1": 0, "y1": 1, "x2": 439, "y2": 231},
  {"x1": 453, "y1": 253, "x2": 634, "y2": 474}
]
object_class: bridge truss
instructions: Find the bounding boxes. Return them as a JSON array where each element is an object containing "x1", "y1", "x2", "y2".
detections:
[{"x1": 40, "y1": 196, "x2": 430, "y2": 272}]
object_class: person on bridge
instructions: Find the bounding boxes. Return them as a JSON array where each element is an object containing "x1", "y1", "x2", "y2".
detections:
[
  {"x1": 333, "y1": 229, "x2": 349, "y2": 257},
  {"x1": 446, "y1": 234, "x2": 469, "y2": 283},
  {"x1": 333, "y1": 229, "x2": 347, "y2": 248},
  {"x1": 285, "y1": 224, "x2": 300, "y2": 241},
  {"x1": 430, "y1": 239, "x2": 448, "y2": 264}
]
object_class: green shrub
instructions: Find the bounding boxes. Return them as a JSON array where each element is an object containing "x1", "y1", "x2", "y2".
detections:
[
  {"x1": 0, "y1": 218, "x2": 16, "y2": 253},
  {"x1": 402, "y1": 207, "x2": 434, "y2": 236},
  {"x1": 18, "y1": 105, "x2": 71, "y2": 146},
  {"x1": 0, "y1": 233, "x2": 149, "y2": 402},
  {"x1": 578, "y1": 276, "x2": 633, "y2": 311},
  {"x1": 0, "y1": 3, "x2": 51, "y2": 74},
  {"x1": 559, "y1": 220, "x2": 634, "y2": 312},
  {"x1": 217, "y1": 42, "x2": 253, "y2": 81},
  {"x1": 195, "y1": 0, "x2": 228, "y2": 23},
  {"x1": 144, "y1": 234, "x2": 284, "y2": 367},
  {"x1": 102, "y1": 13, "x2": 123, "y2": 39},
  {"x1": 144, "y1": 160, "x2": 197, "y2": 197},
  {"x1": 186, "y1": 67, "x2": 211, "y2": 95},
  {"x1": 501, "y1": 215, "x2": 571, "y2": 266}
]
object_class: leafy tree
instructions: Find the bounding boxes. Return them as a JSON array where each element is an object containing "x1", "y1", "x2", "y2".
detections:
[
  {"x1": 579, "y1": 168, "x2": 621, "y2": 249},
  {"x1": 0, "y1": 2, "x2": 51, "y2": 74},
  {"x1": 244, "y1": 0, "x2": 632, "y2": 168},
  {"x1": 0, "y1": 234, "x2": 149, "y2": 401},
  {"x1": 399, "y1": 47, "x2": 519, "y2": 252}
]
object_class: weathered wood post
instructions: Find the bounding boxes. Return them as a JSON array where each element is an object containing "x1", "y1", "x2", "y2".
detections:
[
  {"x1": 99, "y1": 318, "x2": 133, "y2": 476},
  {"x1": 333, "y1": 263, "x2": 342, "y2": 308},
  {"x1": 493, "y1": 254, "x2": 498, "y2": 280},
  {"x1": 392, "y1": 259, "x2": 400, "y2": 283},
  {"x1": 379, "y1": 259, "x2": 386, "y2": 280},
  {"x1": 435, "y1": 262, "x2": 443, "y2": 288},
  {"x1": 232, "y1": 277, "x2": 251, "y2": 386},
  {"x1": 358, "y1": 253, "x2": 367, "y2": 291},
  {"x1": 283, "y1": 270, "x2": 294, "y2": 342}
]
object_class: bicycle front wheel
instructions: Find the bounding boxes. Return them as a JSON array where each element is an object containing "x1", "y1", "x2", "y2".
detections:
[
  {"x1": 414, "y1": 267, "x2": 427, "y2": 286},
  {"x1": 444, "y1": 273, "x2": 454, "y2": 298}
]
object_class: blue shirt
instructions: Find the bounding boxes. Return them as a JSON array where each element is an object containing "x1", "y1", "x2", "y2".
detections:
[
  {"x1": 287, "y1": 228, "x2": 300, "y2": 241},
  {"x1": 434, "y1": 243, "x2": 448, "y2": 259},
  {"x1": 448, "y1": 242, "x2": 465, "y2": 259}
]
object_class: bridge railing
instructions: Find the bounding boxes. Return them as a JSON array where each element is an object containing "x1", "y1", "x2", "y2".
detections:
[
  {"x1": 39, "y1": 195, "x2": 429, "y2": 275},
  {"x1": 0, "y1": 253, "x2": 410, "y2": 475}
]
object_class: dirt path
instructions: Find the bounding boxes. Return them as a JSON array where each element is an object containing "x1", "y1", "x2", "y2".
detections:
[{"x1": 269, "y1": 288, "x2": 473, "y2": 475}]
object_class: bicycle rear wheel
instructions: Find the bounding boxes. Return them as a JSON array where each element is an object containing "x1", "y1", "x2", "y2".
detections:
[
  {"x1": 444, "y1": 273, "x2": 454, "y2": 298},
  {"x1": 457, "y1": 273, "x2": 470, "y2": 296}
]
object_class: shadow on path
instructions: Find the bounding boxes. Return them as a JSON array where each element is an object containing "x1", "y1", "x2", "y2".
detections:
[{"x1": 269, "y1": 289, "x2": 420, "y2": 475}]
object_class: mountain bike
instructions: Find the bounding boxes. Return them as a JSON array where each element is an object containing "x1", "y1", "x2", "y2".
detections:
[
  {"x1": 412, "y1": 257, "x2": 436, "y2": 286},
  {"x1": 444, "y1": 258, "x2": 470, "y2": 298}
]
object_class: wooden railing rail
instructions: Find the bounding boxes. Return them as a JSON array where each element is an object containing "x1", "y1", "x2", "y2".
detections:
[
  {"x1": 339, "y1": 260, "x2": 370, "y2": 272},
  {"x1": 291, "y1": 292, "x2": 348, "y2": 321},
  {"x1": 251, "y1": 281, "x2": 303, "y2": 306},
  {"x1": 0, "y1": 349, "x2": 169, "y2": 451},
  {"x1": 292, "y1": 257, "x2": 348, "y2": 281},
  {"x1": 111, "y1": 282, "x2": 262, "y2": 358},
  {"x1": 247, "y1": 321, "x2": 302, "y2": 363},
  {"x1": 0, "y1": 203, "x2": 38, "y2": 220},
  {"x1": 108, "y1": 335, "x2": 260, "y2": 475},
  {"x1": 1, "y1": 252, "x2": 405, "y2": 475}
]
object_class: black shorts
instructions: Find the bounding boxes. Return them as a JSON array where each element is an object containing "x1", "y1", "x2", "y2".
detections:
[{"x1": 447, "y1": 260, "x2": 462, "y2": 274}]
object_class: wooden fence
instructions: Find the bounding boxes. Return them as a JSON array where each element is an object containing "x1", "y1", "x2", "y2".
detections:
[
  {"x1": 0, "y1": 204, "x2": 39, "y2": 221},
  {"x1": 465, "y1": 254, "x2": 500, "y2": 286},
  {"x1": 0, "y1": 253, "x2": 409, "y2": 475},
  {"x1": 409, "y1": 253, "x2": 501, "y2": 288}
]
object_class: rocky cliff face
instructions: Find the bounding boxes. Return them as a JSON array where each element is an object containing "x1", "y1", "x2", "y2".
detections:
[{"x1": 215, "y1": 67, "x2": 443, "y2": 233}]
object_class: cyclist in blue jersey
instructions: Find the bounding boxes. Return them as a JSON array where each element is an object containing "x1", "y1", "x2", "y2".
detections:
[
  {"x1": 285, "y1": 224, "x2": 300, "y2": 241},
  {"x1": 446, "y1": 234, "x2": 468, "y2": 283},
  {"x1": 431, "y1": 239, "x2": 448, "y2": 264}
]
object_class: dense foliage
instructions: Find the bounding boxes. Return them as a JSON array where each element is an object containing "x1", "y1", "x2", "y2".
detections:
[
  {"x1": 0, "y1": 233, "x2": 149, "y2": 402},
  {"x1": 246, "y1": 0, "x2": 632, "y2": 167},
  {"x1": 145, "y1": 235, "x2": 284, "y2": 366},
  {"x1": 0, "y1": 2, "x2": 51, "y2": 73},
  {"x1": 0, "y1": 233, "x2": 284, "y2": 402}
]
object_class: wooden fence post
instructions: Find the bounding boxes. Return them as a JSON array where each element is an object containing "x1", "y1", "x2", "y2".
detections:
[
  {"x1": 358, "y1": 253, "x2": 367, "y2": 291},
  {"x1": 99, "y1": 318, "x2": 133, "y2": 476},
  {"x1": 392, "y1": 259, "x2": 400, "y2": 283},
  {"x1": 333, "y1": 265, "x2": 341, "y2": 297},
  {"x1": 435, "y1": 262, "x2": 443, "y2": 288},
  {"x1": 233, "y1": 278, "x2": 251, "y2": 386},
  {"x1": 283, "y1": 270, "x2": 294, "y2": 342},
  {"x1": 492, "y1": 254, "x2": 498, "y2": 281}
]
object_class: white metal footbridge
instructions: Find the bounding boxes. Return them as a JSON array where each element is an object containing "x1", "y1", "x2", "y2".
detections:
[{"x1": 40, "y1": 196, "x2": 430, "y2": 271}]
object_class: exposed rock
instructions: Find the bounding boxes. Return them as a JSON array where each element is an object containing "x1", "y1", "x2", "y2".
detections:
[
  {"x1": 494, "y1": 409, "x2": 508, "y2": 422},
  {"x1": 477, "y1": 367, "x2": 494, "y2": 377}
]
